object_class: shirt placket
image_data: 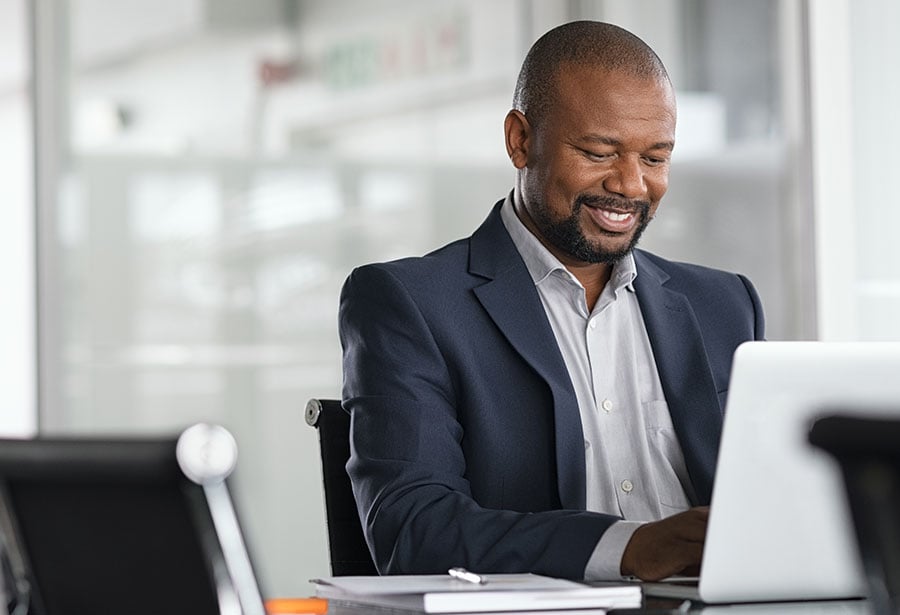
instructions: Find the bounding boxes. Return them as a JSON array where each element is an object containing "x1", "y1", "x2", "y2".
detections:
[{"x1": 586, "y1": 295, "x2": 646, "y2": 519}]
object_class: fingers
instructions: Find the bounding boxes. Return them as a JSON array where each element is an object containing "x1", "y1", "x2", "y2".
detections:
[
  {"x1": 676, "y1": 507, "x2": 709, "y2": 543},
  {"x1": 619, "y1": 507, "x2": 709, "y2": 581}
]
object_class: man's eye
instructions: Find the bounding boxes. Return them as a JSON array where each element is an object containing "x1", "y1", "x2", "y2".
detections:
[
  {"x1": 643, "y1": 156, "x2": 668, "y2": 166},
  {"x1": 584, "y1": 150, "x2": 613, "y2": 161}
]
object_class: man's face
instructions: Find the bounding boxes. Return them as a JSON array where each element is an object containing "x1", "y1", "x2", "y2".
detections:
[{"x1": 509, "y1": 64, "x2": 676, "y2": 266}]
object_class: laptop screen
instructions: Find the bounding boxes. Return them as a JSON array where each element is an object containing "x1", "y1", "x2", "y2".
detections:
[{"x1": 698, "y1": 341, "x2": 900, "y2": 603}]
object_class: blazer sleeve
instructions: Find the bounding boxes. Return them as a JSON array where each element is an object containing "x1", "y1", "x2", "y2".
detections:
[{"x1": 339, "y1": 264, "x2": 618, "y2": 579}]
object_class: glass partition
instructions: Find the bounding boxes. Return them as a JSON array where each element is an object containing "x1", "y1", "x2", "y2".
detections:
[
  {"x1": 848, "y1": 0, "x2": 900, "y2": 340},
  {"x1": 34, "y1": 0, "x2": 810, "y2": 593}
]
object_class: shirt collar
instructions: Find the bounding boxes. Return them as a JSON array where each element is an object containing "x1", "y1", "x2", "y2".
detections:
[{"x1": 499, "y1": 192, "x2": 637, "y2": 293}]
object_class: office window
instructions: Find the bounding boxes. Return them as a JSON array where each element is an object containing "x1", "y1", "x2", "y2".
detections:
[
  {"x1": 806, "y1": 0, "x2": 900, "y2": 341},
  {"x1": 34, "y1": 0, "x2": 809, "y2": 593},
  {"x1": 845, "y1": 0, "x2": 900, "y2": 339},
  {"x1": 0, "y1": 0, "x2": 36, "y2": 436}
]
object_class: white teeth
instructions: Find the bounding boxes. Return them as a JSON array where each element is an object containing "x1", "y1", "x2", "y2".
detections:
[{"x1": 602, "y1": 210, "x2": 631, "y2": 222}]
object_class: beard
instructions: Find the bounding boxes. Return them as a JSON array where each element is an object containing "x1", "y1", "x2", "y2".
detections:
[{"x1": 530, "y1": 193, "x2": 653, "y2": 264}]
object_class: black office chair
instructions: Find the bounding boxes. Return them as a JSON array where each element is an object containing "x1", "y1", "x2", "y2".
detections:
[
  {"x1": 305, "y1": 398, "x2": 378, "y2": 576},
  {"x1": 0, "y1": 424, "x2": 267, "y2": 615},
  {"x1": 809, "y1": 414, "x2": 900, "y2": 615}
]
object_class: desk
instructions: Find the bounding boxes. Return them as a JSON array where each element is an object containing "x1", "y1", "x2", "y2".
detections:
[{"x1": 319, "y1": 595, "x2": 871, "y2": 614}]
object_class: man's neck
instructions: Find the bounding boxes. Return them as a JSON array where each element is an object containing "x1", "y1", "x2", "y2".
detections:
[
  {"x1": 512, "y1": 196, "x2": 612, "y2": 311},
  {"x1": 567, "y1": 262, "x2": 612, "y2": 312}
]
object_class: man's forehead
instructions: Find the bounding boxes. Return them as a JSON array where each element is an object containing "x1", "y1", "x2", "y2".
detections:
[{"x1": 553, "y1": 65, "x2": 675, "y2": 115}]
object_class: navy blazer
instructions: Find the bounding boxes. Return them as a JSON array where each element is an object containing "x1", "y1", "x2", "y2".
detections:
[{"x1": 340, "y1": 201, "x2": 765, "y2": 579}]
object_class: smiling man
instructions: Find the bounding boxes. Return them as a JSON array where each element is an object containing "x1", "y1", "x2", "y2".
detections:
[
  {"x1": 507, "y1": 58, "x2": 675, "y2": 310},
  {"x1": 340, "y1": 21, "x2": 765, "y2": 582}
]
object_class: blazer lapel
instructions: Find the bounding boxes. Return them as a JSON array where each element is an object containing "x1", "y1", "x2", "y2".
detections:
[
  {"x1": 633, "y1": 251, "x2": 721, "y2": 504},
  {"x1": 469, "y1": 203, "x2": 586, "y2": 509}
]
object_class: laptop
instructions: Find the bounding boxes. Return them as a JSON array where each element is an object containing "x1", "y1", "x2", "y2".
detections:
[
  {"x1": 0, "y1": 423, "x2": 267, "y2": 615},
  {"x1": 645, "y1": 341, "x2": 900, "y2": 604}
]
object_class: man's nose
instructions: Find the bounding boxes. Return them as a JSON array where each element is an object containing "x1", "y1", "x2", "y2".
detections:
[{"x1": 603, "y1": 157, "x2": 646, "y2": 199}]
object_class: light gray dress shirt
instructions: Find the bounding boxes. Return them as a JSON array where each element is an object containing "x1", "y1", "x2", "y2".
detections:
[{"x1": 499, "y1": 195, "x2": 696, "y2": 580}]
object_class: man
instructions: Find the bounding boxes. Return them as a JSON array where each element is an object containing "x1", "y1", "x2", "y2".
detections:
[{"x1": 339, "y1": 21, "x2": 764, "y2": 581}]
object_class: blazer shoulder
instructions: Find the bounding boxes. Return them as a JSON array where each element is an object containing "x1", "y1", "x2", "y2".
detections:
[
  {"x1": 635, "y1": 249, "x2": 751, "y2": 288},
  {"x1": 635, "y1": 249, "x2": 764, "y2": 336},
  {"x1": 345, "y1": 237, "x2": 472, "y2": 292}
]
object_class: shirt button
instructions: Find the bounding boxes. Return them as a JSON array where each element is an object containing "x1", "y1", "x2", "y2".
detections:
[
  {"x1": 584, "y1": 440, "x2": 590, "y2": 450},
  {"x1": 621, "y1": 479, "x2": 634, "y2": 493},
  {"x1": 589, "y1": 319, "x2": 597, "y2": 330},
  {"x1": 601, "y1": 399, "x2": 613, "y2": 412}
]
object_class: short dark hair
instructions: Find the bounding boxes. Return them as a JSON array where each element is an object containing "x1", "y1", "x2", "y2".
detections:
[{"x1": 513, "y1": 21, "x2": 670, "y2": 127}]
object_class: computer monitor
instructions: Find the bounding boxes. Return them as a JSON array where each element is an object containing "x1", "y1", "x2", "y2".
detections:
[{"x1": 0, "y1": 424, "x2": 266, "y2": 615}]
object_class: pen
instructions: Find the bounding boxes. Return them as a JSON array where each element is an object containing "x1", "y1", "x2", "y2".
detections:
[{"x1": 448, "y1": 567, "x2": 488, "y2": 585}]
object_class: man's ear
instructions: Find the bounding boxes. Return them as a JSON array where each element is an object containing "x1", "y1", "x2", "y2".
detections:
[{"x1": 504, "y1": 110, "x2": 531, "y2": 169}]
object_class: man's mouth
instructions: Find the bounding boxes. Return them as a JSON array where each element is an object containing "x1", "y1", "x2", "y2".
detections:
[
  {"x1": 599, "y1": 210, "x2": 633, "y2": 223},
  {"x1": 575, "y1": 194, "x2": 648, "y2": 235},
  {"x1": 586, "y1": 205, "x2": 638, "y2": 233}
]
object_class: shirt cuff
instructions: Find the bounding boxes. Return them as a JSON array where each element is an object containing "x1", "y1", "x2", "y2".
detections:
[{"x1": 583, "y1": 520, "x2": 646, "y2": 581}]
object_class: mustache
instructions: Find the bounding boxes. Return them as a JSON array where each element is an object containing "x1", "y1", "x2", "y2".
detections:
[{"x1": 574, "y1": 193, "x2": 650, "y2": 215}]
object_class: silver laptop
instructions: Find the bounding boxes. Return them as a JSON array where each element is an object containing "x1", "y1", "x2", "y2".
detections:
[{"x1": 646, "y1": 341, "x2": 900, "y2": 604}]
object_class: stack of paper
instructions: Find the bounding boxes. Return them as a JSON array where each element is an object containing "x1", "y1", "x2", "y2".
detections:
[{"x1": 311, "y1": 573, "x2": 641, "y2": 613}]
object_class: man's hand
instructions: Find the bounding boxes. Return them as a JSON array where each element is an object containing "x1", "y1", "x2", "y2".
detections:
[{"x1": 620, "y1": 506, "x2": 709, "y2": 581}]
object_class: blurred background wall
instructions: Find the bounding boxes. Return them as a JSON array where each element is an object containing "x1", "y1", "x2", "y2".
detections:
[{"x1": 1, "y1": 0, "x2": 898, "y2": 597}]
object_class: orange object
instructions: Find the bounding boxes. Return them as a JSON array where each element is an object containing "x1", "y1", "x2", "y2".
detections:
[{"x1": 265, "y1": 597, "x2": 328, "y2": 614}]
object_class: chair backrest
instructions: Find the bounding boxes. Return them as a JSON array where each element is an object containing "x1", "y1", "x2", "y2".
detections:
[
  {"x1": 0, "y1": 424, "x2": 267, "y2": 615},
  {"x1": 305, "y1": 398, "x2": 378, "y2": 576},
  {"x1": 809, "y1": 414, "x2": 900, "y2": 615}
]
